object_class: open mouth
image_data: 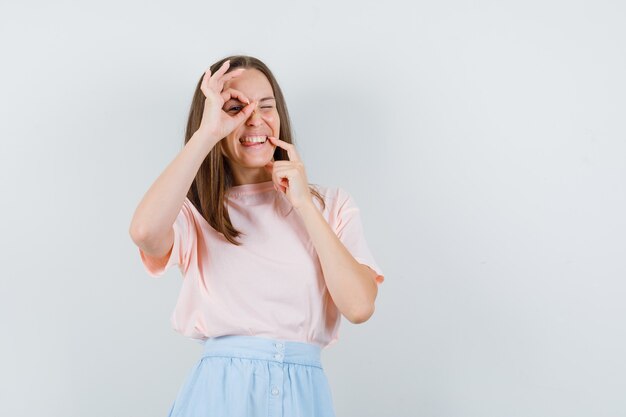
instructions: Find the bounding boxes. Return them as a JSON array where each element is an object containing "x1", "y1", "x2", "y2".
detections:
[{"x1": 239, "y1": 135, "x2": 268, "y2": 148}]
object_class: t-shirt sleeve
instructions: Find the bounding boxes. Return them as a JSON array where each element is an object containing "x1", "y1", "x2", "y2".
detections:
[
  {"x1": 138, "y1": 198, "x2": 196, "y2": 277},
  {"x1": 332, "y1": 188, "x2": 385, "y2": 285}
]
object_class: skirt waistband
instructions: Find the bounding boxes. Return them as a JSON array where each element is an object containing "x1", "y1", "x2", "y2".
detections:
[{"x1": 202, "y1": 335, "x2": 322, "y2": 368}]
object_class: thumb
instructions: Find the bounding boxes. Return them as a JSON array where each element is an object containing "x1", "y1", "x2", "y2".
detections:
[{"x1": 235, "y1": 101, "x2": 257, "y2": 123}]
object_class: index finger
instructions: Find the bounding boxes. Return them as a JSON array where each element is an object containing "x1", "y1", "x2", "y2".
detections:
[
  {"x1": 221, "y1": 88, "x2": 250, "y2": 105},
  {"x1": 267, "y1": 136, "x2": 300, "y2": 162}
]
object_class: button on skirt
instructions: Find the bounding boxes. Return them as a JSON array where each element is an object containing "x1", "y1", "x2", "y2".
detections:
[{"x1": 166, "y1": 335, "x2": 336, "y2": 417}]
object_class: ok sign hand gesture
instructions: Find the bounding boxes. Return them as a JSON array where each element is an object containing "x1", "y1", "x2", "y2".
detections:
[{"x1": 198, "y1": 60, "x2": 257, "y2": 142}]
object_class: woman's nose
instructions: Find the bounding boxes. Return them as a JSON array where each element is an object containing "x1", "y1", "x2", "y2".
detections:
[{"x1": 246, "y1": 106, "x2": 262, "y2": 126}]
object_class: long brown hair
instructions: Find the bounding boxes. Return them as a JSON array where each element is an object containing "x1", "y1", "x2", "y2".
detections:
[{"x1": 183, "y1": 55, "x2": 326, "y2": 245}]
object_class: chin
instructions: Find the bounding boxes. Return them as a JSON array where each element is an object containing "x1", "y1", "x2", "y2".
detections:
[{"x1": 238, "y1": 157, "x2": 273, "y2": 168}]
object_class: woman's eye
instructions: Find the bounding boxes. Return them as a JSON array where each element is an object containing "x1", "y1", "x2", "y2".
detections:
[
  {"x1": 261, "y1": 106, "x2": 274, "y2": 109},
  {"x1": 228, "y1": 106, "x2": 242, "y2": 112}
]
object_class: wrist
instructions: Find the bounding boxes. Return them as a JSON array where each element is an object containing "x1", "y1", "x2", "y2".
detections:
[
  {"x1": 294, "y1": 198, "x2": 317, "y2": 214},
  {"x1": 191, "y1": 128, "x2": 220, "y2": 149}
]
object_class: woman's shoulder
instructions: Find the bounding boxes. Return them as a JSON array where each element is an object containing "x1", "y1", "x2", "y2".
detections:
[
  {"x1": 310, "y1": 182, "x2": 340, "y2": 196},
  {"x1": 309, "y1": 183, "x2": 353, "y2": 209}
]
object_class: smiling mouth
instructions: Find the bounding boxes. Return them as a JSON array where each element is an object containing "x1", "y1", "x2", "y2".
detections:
[{"x1": 239, "y1": 135, "x2": 267, "y2": 144}]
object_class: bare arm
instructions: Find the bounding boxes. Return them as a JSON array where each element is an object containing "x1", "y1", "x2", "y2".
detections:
[
  {"x1": 128, "y1": 132, "x2": 215, "y2": 257},
  {"x1": 295, "y1": 202, "x2": 379, "y2": 324},
  {"x1": 129, "y1": 60, "x2": 256, "y2": 259},
  {"x1": 264, "y1": 136, "x2": 380, "y2": 324}
]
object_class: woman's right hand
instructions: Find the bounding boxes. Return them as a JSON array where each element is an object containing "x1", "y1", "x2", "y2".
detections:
[{"x1": 196, "y1": 60, "x2": 257, "y2": 144}]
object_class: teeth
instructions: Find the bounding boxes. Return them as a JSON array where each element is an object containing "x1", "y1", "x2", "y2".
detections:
[{"x1": 240, "y1": 135, "x2": 266, "y2": 143}]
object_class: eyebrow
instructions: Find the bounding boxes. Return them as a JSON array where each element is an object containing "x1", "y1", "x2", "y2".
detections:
[{"x1": 225, "y1": 96, "x2": 276, "y2": 104}]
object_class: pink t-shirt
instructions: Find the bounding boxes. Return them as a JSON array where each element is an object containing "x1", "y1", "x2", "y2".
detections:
[{"x1": 138, "y1": 180, "x2": 384, "y2": 349}]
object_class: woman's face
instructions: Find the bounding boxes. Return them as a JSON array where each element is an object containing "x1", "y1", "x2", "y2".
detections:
[{"x1": 220, "y1": 68, "x2": 280, "y2": 183}]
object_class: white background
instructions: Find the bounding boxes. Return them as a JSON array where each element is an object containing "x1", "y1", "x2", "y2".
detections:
[{"x1": 1, "y1": 0, "x2": 625, "y2": 416}]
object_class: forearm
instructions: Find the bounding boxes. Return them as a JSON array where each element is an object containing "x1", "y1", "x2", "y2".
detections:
[
  {"x1": 295, "y1": 201, "x2": 378, "y2": 324},
  {"x1": 129, "y1": 130, "x2": 216, "y2": 242}
]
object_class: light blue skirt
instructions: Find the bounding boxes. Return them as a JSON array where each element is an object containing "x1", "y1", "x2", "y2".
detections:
[{"x1": 167, "y1": 335, "x2": 336, "y2": 417}]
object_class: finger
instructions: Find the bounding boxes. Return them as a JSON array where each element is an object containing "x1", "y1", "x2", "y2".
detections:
[
  {"x1": 230, "y1": 101, "x2": 257, "y2": 124},
  {"x1": 203, "y1": 67, "x2": 211, "y2": 82},
  {"x1": 271, "y1": 160, "x2": 296, "y2": 168},
  {"x1": 273, "y1": 167, "x2": 299, "y2": 178},
  {"x1": 273, "y1": 169, "x2": 294, "y2": 193},
  {"x1": 200, "y1": 68, "x2": 212, "y2": 97},
  {"x1": 215, "y1": 68, "x2": 245, "y2": 93},
  {"x1": 208, "y1": 60, "x2": 231, "y2": 90},
  {"x1": 220, "y1": 88, "x2": 250, "y2": 105},
  {"x1": 267, "y1": 136, "x2": 300, "y2": 162},
  {"x1": 264, "y1": 161, "x2": 284, "y2": 193},
  {"x1": 215, "y1": 59, "x2": 231, "y2": 77},
  {"x1": 221, "y1": 68, "x2": 245, "y2": 84},
  {"x1": 272, "y1": 165, "x2": 296, "y2": 180},
  {"x1": 271, "y1": 168, "x2": 288, "y2": 190}
]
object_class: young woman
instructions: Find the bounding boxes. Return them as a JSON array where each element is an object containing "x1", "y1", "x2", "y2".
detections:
[{"x1": 129, "y1": 55, "x2": 385, "y2": 417}]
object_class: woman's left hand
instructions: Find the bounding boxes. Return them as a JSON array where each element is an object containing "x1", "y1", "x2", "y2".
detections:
[{"x1": 264, "y1": 136, "x2": 313, "y2": 210}]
